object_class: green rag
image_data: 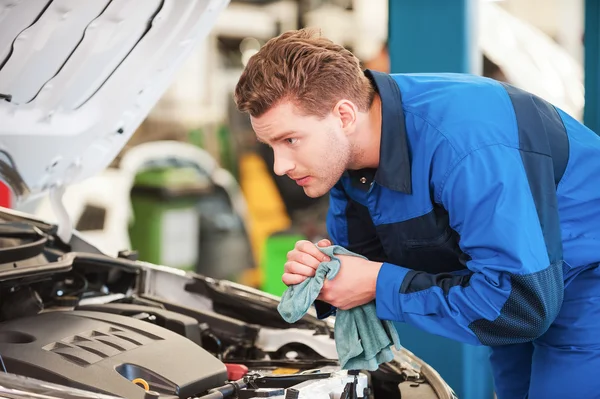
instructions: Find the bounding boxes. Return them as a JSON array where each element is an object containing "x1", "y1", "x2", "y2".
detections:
[{"x1": 277, "y1": 245, "x2": 401, "y2": 371}]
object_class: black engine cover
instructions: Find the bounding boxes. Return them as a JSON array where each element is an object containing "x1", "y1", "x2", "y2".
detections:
[{"x1": 0, "y1": 310, "x2": 227, "y2": 398}]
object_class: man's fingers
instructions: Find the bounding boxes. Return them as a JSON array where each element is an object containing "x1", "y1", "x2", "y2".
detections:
[
  {"x1": 317, "y1": 239, "x2": 332, "y2": 247},
  {"x1": 284, "y1": 261, "x2": 316, "y2": 277},
  {"x1": 294, "y1": 240, "x2": 330, "y2": 263},
  {"x1": 282, "y1": 273, "x2": 307, "y2": 286},
  {"x1": 286, "y1": 251, "x2": 321, "y2": 269}
]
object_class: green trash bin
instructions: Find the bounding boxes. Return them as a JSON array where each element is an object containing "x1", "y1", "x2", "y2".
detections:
[{"x1": 129, "y1": 166, "x2": 212, "y2": 271}]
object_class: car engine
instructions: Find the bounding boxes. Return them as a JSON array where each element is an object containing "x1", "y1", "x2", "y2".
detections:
[
  {"x1": 0, "y1": 310, "x2": 227, "y2": 398},
  {"x1": 0, "y1": 306, "x2": 375, "y2": 399},
  {"x1": 0, "y1": 303, "x2": 377, "y2": 399},
  {"x1": 0, "y1": 220, "x2": 435, "y2": 399}
]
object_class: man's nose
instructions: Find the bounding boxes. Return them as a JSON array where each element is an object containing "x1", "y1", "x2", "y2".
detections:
[{"x1": 273, "y1": 151, "x2": 294, "y2": 176}]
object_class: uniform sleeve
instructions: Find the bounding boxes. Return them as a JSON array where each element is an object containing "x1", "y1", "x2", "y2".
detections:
[{"x1": 375, "y1": 144, "x2": 565, "y2": 346}]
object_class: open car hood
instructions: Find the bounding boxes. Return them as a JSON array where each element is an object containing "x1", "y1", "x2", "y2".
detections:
[{"x1": 0, "y1": 0, "x2": 228, "y2": 202}]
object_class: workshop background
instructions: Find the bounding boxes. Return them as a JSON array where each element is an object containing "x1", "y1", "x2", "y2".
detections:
[{"x1": 10, "y1": 0, "x2": 592, "y2": 398}]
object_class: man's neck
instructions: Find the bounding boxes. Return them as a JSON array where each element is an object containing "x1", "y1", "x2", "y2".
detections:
[{"x1": 349, "y1": 93, "x2": 382, "y2": 170}]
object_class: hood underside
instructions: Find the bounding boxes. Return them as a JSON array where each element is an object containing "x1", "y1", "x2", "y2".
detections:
[{"x1": 0, "y1": 0, "x2": 228, "y2": 202}]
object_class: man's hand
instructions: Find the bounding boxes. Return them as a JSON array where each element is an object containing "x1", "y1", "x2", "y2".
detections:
[
  {"x1": 317, "y1": 256, "x2": 383, "y2": 310},
  {"x1": 282, "y1": 239, "x2": 383, "y2": 310},
  {"x1": 282, "y1": 239, "x2": 332, "y2": 286}
]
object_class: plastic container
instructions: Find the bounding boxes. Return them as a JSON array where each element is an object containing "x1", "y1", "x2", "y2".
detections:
[
  {"x1": 261, "y1": 232, "x2": 306, "y2": 296},
  {"x1": 129, "y1": 166, "x2": 211, "y2": 271}
]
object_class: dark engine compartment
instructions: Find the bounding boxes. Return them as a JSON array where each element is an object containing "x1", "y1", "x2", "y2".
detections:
[{"x1": 0, "y1": 219, "x2": 425, "y2": 399}]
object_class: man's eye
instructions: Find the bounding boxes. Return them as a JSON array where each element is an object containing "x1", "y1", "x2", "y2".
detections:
[{"x1": 286, "y1": 138, "x2": 298, "y2": 145}]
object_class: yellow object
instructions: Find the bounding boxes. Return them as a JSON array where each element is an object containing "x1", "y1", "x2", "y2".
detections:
[
  {"x1": 239, "y1": 152, "x2": 291, "y2": 286},
  {"x1": 272, "y1": 368, "x2": 301, "y2": 375},
  {"x1": 132, "y1": 378, "x2": 150, "y2": 391}
]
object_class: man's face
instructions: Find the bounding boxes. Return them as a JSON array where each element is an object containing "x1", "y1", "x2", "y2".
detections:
[{"x1": 250, "y1": 101, "x2": 351, "y2": 198}]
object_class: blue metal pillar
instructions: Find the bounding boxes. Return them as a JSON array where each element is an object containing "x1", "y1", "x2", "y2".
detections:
[
  {"x1": 388, "y1": 0, "x2": 478, "y2": 74},
  {"x1": 388, "y1": 2, "x2": 493, "y2": 398},
  {"x1": 585, "y1": 0, "x2": 600, "y2": 133}
]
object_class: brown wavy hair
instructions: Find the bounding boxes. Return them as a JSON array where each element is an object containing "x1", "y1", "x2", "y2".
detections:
[{"x1": 234, "y1": 28, "x2": 374, "y2": 119}]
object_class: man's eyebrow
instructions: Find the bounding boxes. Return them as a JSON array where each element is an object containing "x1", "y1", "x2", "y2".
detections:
[
  {"x1": 256, "y1": 131, "x2": 296, "y2": 144},
  {"x1": 272, "y1": 131, "x2": 296, "y2": 141}
]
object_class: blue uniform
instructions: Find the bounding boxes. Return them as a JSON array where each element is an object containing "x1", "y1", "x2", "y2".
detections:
[{"x1": 318, "y1": 70, "x2": 600, "y2": 398}]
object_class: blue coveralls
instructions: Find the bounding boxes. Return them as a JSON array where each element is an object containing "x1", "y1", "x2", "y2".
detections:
[{"x1": 316, "y1": 70, "x2": 600, "y2": 398}]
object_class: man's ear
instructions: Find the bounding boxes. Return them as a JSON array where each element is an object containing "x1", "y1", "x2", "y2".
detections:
[{"x1": 333, "y1": 99, "x2": 358, "y2": 133}]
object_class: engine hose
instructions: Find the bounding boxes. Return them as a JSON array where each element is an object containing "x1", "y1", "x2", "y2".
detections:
[
  {"x1": 253, "y1": 372, "x2": 331, "y2": 389},
  {"x1": 196, "y1": 392, "x2": 224, "y2": 399},
  {"x1": 197, "y1": 379, "x2": 247, "y2": 399}
]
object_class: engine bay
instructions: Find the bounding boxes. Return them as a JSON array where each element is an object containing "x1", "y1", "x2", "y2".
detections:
[
  {"x1": 0, "y1": 216, "x2": 448, "y2": 399},
  {"x1": 0, "y1": 309, "x2": 372, "y2": 399}
]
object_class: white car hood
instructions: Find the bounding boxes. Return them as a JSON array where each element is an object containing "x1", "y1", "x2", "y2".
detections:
[{"x1": 0, "y1": 0, "x2": 228, "y2": 202}]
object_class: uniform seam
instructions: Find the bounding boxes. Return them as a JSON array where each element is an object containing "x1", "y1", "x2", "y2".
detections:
[
  {"x1": 402, "y1": 107, "x2": 463, "y2": 204},
  {"x1": 436, "y1": 142, "x2": 528, "y2": 203},
  {"x1": 570, "y1": 233, "x2": 599, "y2": 241},
  {"x1": 403, "y1": 107, "x2": 460, "y2": 154},
  {"x1": 554, "y1": 111, "x2": 574, "y2": 191},
  {"x1": 435, "y1": 83, "x2": 523, "y2": 202},
  {"x1": 437, "y1": 143, "x2": 548, "y2": 198},
  {"x1": 402, "y1": 107, "x2": 527, "y2": 203},
  {"x1": 376, "y1": 206, "x2": 434, "y2": 226}
]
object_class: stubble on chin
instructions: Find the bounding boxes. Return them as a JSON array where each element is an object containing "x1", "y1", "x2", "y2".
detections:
[
  {"x1": 348, "y1": 141, "x2": 367, "y2": 170},
  {"x1": 303, "y1": 183, "x2": 328, "y2": 198}
]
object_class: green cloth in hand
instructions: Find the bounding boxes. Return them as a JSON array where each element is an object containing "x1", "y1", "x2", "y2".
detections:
[{"x1": 277, "y1": 245, "x2": 401, "y2": 371}]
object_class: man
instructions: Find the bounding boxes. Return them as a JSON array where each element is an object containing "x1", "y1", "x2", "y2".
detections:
[{"x1": 234, "y1": 28, "x2": 600, "y2": 398}]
